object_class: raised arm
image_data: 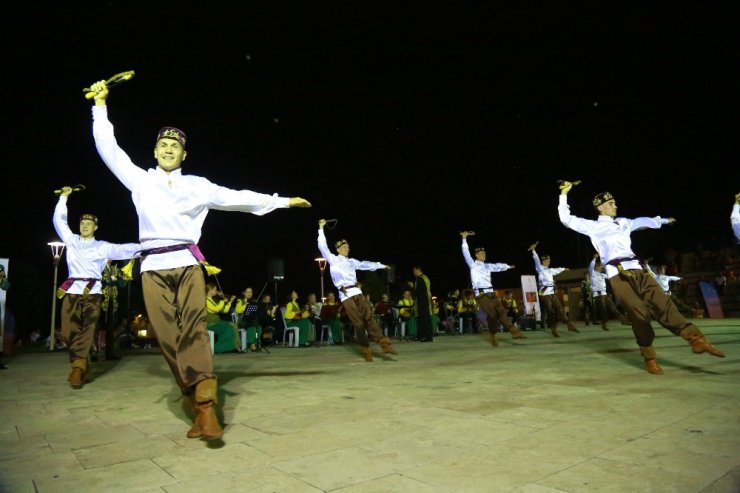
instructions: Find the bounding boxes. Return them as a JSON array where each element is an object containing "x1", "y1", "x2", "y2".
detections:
[
  {"x1": 317, "y1": 220, "x2": 333, "y2": 262},
  {"x1": 588, "y1": 254, "x2": 597, "y2": 278},
  {"x1": 52, "y1": 190, "x2": 75, "y2": 243},
  {"x1": 460, "y1": 231, "x2": 475, "y2": 267},
  {"x1": 88, "y1": 80, "x2": 148, "y2": 191}
]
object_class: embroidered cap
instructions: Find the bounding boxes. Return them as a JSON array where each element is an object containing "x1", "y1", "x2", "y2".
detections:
[
  {"x1": 79, "y1": 213, "x2": 98, "y2": 225},
  {"x1": 335, "y1": 239, "x2": 349, "y2": 249},
  {"x1": 593, "y1": 191, "x2": 614, "y2": 207},
  {"x1": 474, "y1": 247, "x2": 485, "y2": 254},
  {"x1": 156, "y1": 127, "x2": 187, "y2": 148}
]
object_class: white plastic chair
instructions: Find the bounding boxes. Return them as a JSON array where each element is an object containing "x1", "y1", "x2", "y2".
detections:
[{"x1": 279, "y1": 306, "x2": 299, "y2": 348}]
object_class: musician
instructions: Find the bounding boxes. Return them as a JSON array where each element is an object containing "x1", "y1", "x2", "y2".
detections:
[
  {"x1": 256, "y1": 293, "x2": 277, "y2": 345},
  {"x1": 374, "y1": 293, "x2": 394, "y2": 337},
  {"x1": 234, "y1": 286, "x2": 256, "y2": 327},
  {"x1": 457, "y1": 289, "x2": 478, "y2": 333},
  {"x1": 284, "y1": 290, "x2": 314, "y2": 346},
  {"x1": 205, "y1": 282, "x2": 240, "y2": 351},
  {"x1": 317, "y1": 219, "x2": 397, "y2": 362},
  {"x1": 305, "y1": 292, "x2": 325, "y2": 346}
]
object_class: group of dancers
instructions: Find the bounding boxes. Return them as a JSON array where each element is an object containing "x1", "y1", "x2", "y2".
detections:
[{"x1": 49, "y1": 76, "x2": 734, "y2": 442}]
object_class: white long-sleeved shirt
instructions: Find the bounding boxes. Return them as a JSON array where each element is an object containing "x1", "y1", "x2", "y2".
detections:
[
  {"x1": 644, "y1": 264, "x2": 681, "y2": 294},
  {"x1": 53, "y1": 196, "x2": 140, "y2": 295},
  {"x1": 532, "y1": 250, "x2": 566, "y2": 295},
  {"x1": 461, "y1": 239, "x2": 513, "y2": 293},
  {"x1": 731, "y1": 203, "x2": 740, "y2": 241},
  {"x1": 558, "y1": 194, "x2": 670, "y2": 279},
  {"x1": 588, "y1": 257, "x2": 609, "y2": 295},
  {"x1": 317, "y1": 229, "x2": 386, "y2": 302},
  {"x1": 92, "y1": 105, "x2": 290, "y2": 272}
]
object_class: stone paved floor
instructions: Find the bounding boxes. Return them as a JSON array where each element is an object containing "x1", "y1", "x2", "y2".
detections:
[{"x1": 1, "y1": 319, "x2": 738, "y2": 493}]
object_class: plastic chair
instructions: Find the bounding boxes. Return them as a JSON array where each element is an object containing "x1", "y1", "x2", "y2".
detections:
[{"x1": 279, "y1": 306, "x2": 300, "y2": 348}]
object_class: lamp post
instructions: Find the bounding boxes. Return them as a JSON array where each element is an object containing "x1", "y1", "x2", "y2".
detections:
[
  {"x1": 48, "y1": 241, "x2": 66, "y2": 351},
  {"x1": 314, "y1": 257, "x2": 327, "y2": 302}
]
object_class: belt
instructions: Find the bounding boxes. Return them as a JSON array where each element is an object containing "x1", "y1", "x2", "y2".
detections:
[
  {"x1": 57, "y1": 277, "x2": 100, "y2": 299},
  {"x1": 474, "y1": 286, "x2": 493, "y2": 294},
  {"x1": 140, "y1": 243, "x2": 193, "y2": 257},
  {"x1": 122, "y1": 243, "x2": 221, "y2": 277},
  {"x1": 339, "y1": 284, "x2": 358, "y2": 294}
]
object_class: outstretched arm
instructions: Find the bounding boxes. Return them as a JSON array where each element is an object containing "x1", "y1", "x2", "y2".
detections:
[{"x1": 289, "y1": 197, "x2": 311, "y2": 208}]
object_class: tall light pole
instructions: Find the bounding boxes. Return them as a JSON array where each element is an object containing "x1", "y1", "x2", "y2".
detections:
[
  {"x1": 48, "y1": 241, "x2": 66, "y2": 351},
  {"x1": 314, "y1": 257, "x2": 327, "y2": 302}
]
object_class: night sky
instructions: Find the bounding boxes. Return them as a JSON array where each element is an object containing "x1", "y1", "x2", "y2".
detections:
[{"x1": 3, "y1": 3, "x2": 739, "y2": 332}]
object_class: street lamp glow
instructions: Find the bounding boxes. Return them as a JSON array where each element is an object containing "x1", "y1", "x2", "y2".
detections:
[{"x1": 48, "y1": 241, "x2": 66, "y2": 351}]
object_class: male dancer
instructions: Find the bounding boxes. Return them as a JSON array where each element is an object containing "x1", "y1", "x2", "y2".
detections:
[
  {"x1": 88, "y1": 79, "x2": 311, "y2": 440},
  {"x1": 53, "y1": 186, "x2": 140, "y2": 388},
  {"x1": 558, "y1": 181, "x2": 724, "y2": 374},
  {"x1": 589, "y1": 254, "x2": 631, "y2": 331},
  {"x1": 317, "y1": 219, "x2": 396, "y2": 361},
  {"x1": 528, "y1": 241, "x2": 580, "y2": 337},
  {"x1": 460, "y1": 231, "x2": 526, "y2": 346}
]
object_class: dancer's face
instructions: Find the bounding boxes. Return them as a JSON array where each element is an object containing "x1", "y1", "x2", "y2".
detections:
[
  {"x1": 597, "y1": 199, "x2": 617, "y2": 217},
  {"x1": 154, "y1": 138, "x2": 187, "y2": 172}
]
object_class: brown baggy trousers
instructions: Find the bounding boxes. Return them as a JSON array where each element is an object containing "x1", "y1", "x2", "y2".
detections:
[
  {"x1": 608, "y1": 269, "x2": 690, "y2": 347},
  {"x1": 540, "y1": 293, "x2": 571, "y2": 329},
  {"x1": 61, "y1": 293, "x2": 102, "y2": 361},
  {"x1": 142, "y1": 266, "x2": 215, "y2": 393},
  {"x1": 341, "y1": 294, "x2": 382, "y2": 347},
  {"x1": 476, "y1": 292, "x2": 516, "y2": 334}
]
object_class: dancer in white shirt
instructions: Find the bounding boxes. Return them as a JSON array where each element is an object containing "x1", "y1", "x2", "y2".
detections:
[
  {"x1": 88, "y1": 78, "x2": 311, "y2": 440},
  {"x1": 558, "y1": 181, "x2": 724, "y2": 375}
]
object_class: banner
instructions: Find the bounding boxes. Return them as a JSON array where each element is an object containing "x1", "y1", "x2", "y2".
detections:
[
  {"x1": 698, "y1": 281, "x2": 724, "y2": 319},
  {"x1": 0, "y1": 258, "x2": 8, "y2": 351},
  {"x1": 521, "y1": 275, "x2": 541, "y2": 321}
]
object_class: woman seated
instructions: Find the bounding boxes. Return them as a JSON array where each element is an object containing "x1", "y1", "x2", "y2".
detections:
[
  {"x1": 398, "y1": 289, "x2": 417, "y2": 339},
  {"x1": 457, "y1": 289, "x2": 479, "y2": 333},
  {"x1": 284, "y1": 290, "x2": 314, "y2": 346},
  {"x1": 234, "y1": 286, "x2": 261, "y2": 350},
  {"x1": 206, "y1": 282, "x2": 241, "y2": 353}
]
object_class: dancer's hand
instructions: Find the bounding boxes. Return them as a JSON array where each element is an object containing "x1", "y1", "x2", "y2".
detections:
[
  {"x1": 460, "y1": 230, "x2": 475, "y2": 239},
  {"x1": 527, "y1": 241, "x2": 539, "y2": 252},
  {"x1": 318, "y1": 218, "x2": 326, "y2": 229},
  {"x1": 559, "y1": 181, "x2": 573, "y2": 194},
  {"x1": 289, "y1": 197, "x2": 311, "y2": 208},
  {"x1": 88, "y1": 80, "x2": 109, "y2": 105}
]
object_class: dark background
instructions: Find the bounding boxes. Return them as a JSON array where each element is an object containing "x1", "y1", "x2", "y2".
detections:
[{"x1": 2, "y1": 3, "x2": 739, "y2": 335}]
